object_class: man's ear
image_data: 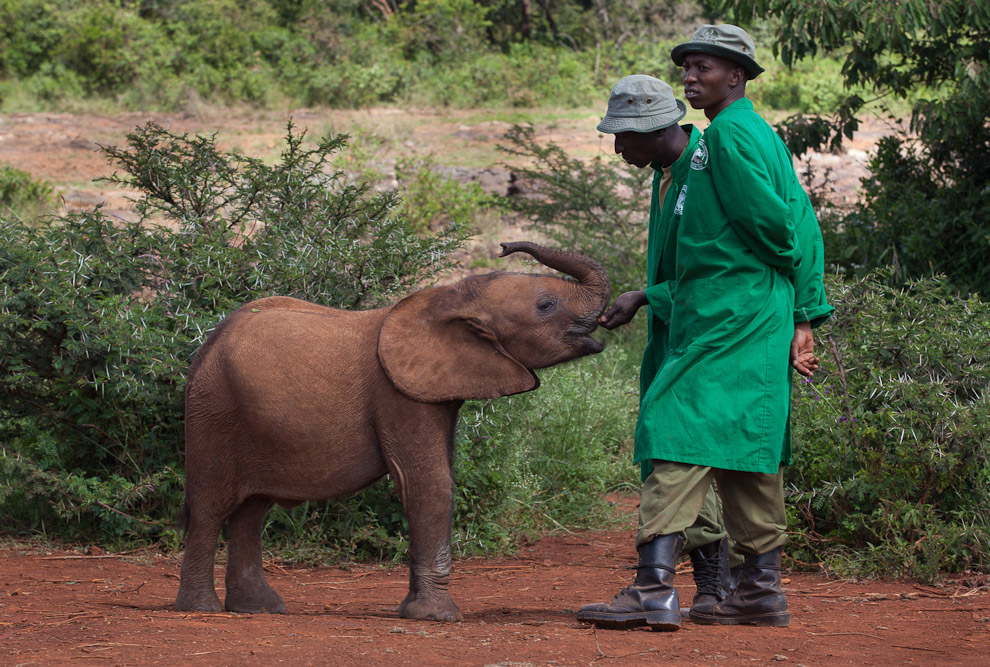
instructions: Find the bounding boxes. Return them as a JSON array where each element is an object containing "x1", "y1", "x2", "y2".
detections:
[{"x1": 730, "y1": 67, "x2": 746, "y2": 87}]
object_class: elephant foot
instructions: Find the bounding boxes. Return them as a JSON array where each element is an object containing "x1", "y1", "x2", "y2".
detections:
[
  {"x1": 398, "y1": 594, "x2": 463, "y2": 622},
  {"x1": 224, "y1": 585, "x2": 287, "y2": 614},
  {"x1": 175, "y1": 587, "x2": 223, "y2": 612}
]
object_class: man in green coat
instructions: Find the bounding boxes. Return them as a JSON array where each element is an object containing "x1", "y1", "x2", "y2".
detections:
[
  {"x1": 575, "y1": 75, "x2": 734, "y2": 631},
  {"x1": 581, "y1": 25, "x2": 832, "y2": 631}
]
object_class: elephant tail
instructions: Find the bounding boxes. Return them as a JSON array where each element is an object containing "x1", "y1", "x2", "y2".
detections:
[{"x1": 175, "y1": 501, "x2": 190, "y2": 534}]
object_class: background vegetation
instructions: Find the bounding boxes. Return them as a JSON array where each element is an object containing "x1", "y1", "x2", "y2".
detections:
[
  {"x1": 0, "y1": 0, "x2": 849, "y2": 113},
  {"x1": 1, "y1": 1, "x2": 988, "y2": 581}
]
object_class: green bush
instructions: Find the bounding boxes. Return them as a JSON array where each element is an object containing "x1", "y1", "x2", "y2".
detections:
[
  {"x1": 0, "y1": 121, "x2": 467, "y2": 543},
  {"x1": 0, "y1": 0, "x2": 69, "y2": 78},
  {"x1": 820, "y1": 135, "x2": 990, "y2": 296},
  {"x1": 395, "y1": 156, "x2": 494, "y2": 233},
  {"x1": 787, "y1": 270, "x2": 990, "y2": 580},
  {"x1": 369, "y1": 39, "x2": 600, "y2": 109},
  {"x1": 388, "y1": 0, "x2": 491, "y2": 62},
  {"x1": 0, "y1": 118, "x2": 635, "y2": 563},
  {"x1": 749, "y1": 57, "x2": 846, "y2": 115},
  {"x1": 453, "y1": 345, "x2": 640, "y2": 553},
  {"x1": 0, "y1": 0, "x2": 862, "y2": 113},
  {"x1": 497, "y1": 124, "x2": 651, "y2": 296},
  {"x1": 0, "y1": 164, "x2": 54, "y2": 220}
]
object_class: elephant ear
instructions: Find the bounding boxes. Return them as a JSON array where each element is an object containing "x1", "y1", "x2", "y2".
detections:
[{"x1": 378, "y1": 285, "x2": 539, "y2": 402}]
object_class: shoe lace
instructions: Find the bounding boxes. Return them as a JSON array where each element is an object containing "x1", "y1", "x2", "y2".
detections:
[{"x1": 691, "y1": 550, "x2": 723, "y2": 597}]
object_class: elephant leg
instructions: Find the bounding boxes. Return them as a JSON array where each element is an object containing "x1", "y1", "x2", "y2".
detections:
[
  {"x1": 175, "y1": 505, "x2": 224, "y2": 612},
  {"x1": 223, "y1": 496, "x2": 286, "y2": 614},
  {"x1": 391, "y1": 460, "x2": 463, "y2": 622}
]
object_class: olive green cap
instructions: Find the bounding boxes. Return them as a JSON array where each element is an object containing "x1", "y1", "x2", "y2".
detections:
[
  {"x1": 596, "y1": 75, "x2": 687, "y2": 134},
  {"x1": 671, "y1": 24, "x2": 765, "y2": 80}
]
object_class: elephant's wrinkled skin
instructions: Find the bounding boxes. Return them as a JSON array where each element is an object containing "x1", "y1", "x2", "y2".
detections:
[{"x1": 175, "y1": 242, "x2": 610, "y2": 621}]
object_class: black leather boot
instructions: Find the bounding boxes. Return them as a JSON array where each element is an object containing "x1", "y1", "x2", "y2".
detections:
[
  {"x1": 689, "y1": 547, "x2": 790, "y2": 626},
  {"x1": 576, "y1": 534, "x2": 683, "y2": 631},
  {"x1": 688, "y1": 537, "x2": 730, "y2": 616}
]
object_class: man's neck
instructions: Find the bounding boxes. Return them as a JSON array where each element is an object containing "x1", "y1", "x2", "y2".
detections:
[
  {"x1": 659, "y1": 125, "x2": 691, "y2": 168},
  {"x1": 705, "y1": 90, "x2": 746, "y2": 121},
  {"x1": 670, "y1": 125, "x2": 690, "y2": 164}
]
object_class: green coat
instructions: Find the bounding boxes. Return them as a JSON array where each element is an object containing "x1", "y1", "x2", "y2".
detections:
[
  {"x1": 635, "y1": 99, "x2": 832, "y2": 474},
  {"x1": 640, "y1": 125, "x2": 702, "y2": 398}
]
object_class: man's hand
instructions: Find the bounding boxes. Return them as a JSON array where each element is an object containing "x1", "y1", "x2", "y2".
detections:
[
  {"x1": 598, "y1": 290, "x2": 648, "y2": 330},
  {"x1": 790, "y1": 321, "x2": 818, "y2": 378}
]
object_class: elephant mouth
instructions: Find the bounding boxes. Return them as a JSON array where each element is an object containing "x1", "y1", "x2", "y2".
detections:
[
  {"x1": 570, "y1": 311, "x2": 601, "y2": 335},
  {"x1": 568, "y1": 314, "x2": 605, "y2": 355}
]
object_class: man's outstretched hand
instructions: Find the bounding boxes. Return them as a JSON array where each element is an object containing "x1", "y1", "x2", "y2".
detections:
[
  {"x1": 598, "y1": 290, "x2": 648, "y2": 330},
  {"x1": 790, "y1": 321, "x2": 819, "y2": 378}
]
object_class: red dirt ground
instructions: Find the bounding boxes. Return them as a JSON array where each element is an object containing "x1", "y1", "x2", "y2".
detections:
[
  {"x1": 0, "y1": 106, "x2": 889, "y2": 216},
  {"x1": 3, "y1": 511, "x2": 989, "y2": 666},
  {"x1": 4, "y1": 110, "x2": 986, "y2": 665}
]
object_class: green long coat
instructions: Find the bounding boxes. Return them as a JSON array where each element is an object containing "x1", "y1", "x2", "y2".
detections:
[
  {"x1": 635, "y1": 99, "x2": 832, "y2": 474},
  {"x1": 640, "y1": 125, "x2": 702, "y2": 396}
]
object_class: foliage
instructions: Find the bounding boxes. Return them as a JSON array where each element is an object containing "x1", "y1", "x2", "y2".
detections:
[
  {"x1": 0, "y1": 117, "x2": 635, "y2": 563},
  {"x1": 819, "y1": 135, "x2": 990, "y2": 296},
  {"x1": 712, "y1": 0, "x2": 990, "y2": 294},
  {"x1": 452, "y1": 345, "x2": 640, "y2": 553},
  {"x1": 0, "y1": 163, "x2": 54, "y2": 221},
  {"x1": 483, "y1": 0, "x2": 703, "y2": 48},
  {"x1": 0, "y1": 0, "x2": 856, "y2": 113},
  {"x1": 403, "y1": 41, "x2": 600, "y2": 108},
  {"x1": 388, "y1": 0, "x2": 492, "y2": 61},
  {"x1": 395, "y1": 157, "x2": 495, "y2": 233},
  {"x1": 787, "y1": 271, "x2": 990, "y2": 580},
  {"x1": 496, "y1": 124, "x2": 651, "y2": 296},
  {"x1": 0, "y1": 121, "x2": 467, "y2": 543}
]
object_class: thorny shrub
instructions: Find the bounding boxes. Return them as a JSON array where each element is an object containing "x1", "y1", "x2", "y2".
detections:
[
  {"x1": 0, "y1": 121, "x2": 467, "y2": 544},
  {"x1": 787, "y1": 271, "x2": 990, "y2": 580}
]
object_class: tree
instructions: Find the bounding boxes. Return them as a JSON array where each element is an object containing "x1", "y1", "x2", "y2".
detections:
[{"x1": 708, "y1": 0, "x2": 990, "y2": 294}]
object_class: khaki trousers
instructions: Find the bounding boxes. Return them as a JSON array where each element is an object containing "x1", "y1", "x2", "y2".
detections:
[
  {"x1": 636, "y1": 460, "x2": 786, "y2": 556},
  {"x1": 682, "y1": 483, "x2": 727, "y2": 553}
]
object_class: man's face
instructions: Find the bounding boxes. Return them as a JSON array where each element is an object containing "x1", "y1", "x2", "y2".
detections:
[
  {"x1": 681, "y1": 53, "x2": 743, "y2": 110},
  {"x1": 613, "y1": 130, "x2": 664, "y2": 168}
]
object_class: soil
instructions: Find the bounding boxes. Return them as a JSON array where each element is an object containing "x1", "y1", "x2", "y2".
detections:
[
  {"x1": 4, "y1": 110, "x2": 985, "y2": 665},
  {"x1": 2, "y1": 505, "x2": 989, "y2": 666},
  {"x1": 0, "y1": 106, "x2": 892, "y2": 216}
]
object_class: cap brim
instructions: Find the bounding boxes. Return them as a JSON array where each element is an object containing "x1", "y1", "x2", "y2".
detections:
[
  {"x1": 597, "y1": 99, "x2": 687, "y2": 134},
  {"x1": 671, "y1": 42, "x2": 764, "y2": 80}
]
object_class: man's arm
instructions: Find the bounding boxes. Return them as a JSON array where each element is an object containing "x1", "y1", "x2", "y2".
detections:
[
  {"x1": 599, "y1": 290, "x2": 648, "y2": 329},
  {"x1": 598, "y1": 279, "x2": 677, "y2": 330},
  {"x1": 710, "y1": 128, "x2": 803, "y2": 275},
  {"x1": 791, "y1": 208, "x2": 835, "y2": 329}
]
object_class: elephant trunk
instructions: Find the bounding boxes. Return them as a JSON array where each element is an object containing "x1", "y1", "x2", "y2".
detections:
[{"x1": 499, "y1": 241, "x2": 611, "y2": 315}]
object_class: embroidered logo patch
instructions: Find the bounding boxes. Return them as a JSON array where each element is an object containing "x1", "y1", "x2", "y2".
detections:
[
  {"x1": 690, "y1": 138, "x2": 708, "y2": 170},
  {"x1": 674, "y1": 184, "x2": 687, "y2": 215}
]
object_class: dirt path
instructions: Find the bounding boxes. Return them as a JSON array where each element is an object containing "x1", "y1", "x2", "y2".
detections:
[
  {"x1": 3, "y1": 515, "x2": 988, "y2": 666},
  {"x1": 0, "y1": 107, "x2": 887, "y2": 216}
]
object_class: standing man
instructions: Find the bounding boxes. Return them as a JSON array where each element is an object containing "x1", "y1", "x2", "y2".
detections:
[
  {"x1": 583, "y1": 24, "x2": 833, "y2": 631},
  {"x1": 576, "y1": 74, "x2": 735, "y2": 632}
]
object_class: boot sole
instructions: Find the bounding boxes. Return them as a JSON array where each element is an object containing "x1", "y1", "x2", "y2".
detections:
[
  {"x1": 576, "y1": 610, "x2": 681, "y2": 632},
  {"x1": 576, "y1": 611, "x2": 647, "y2": 630},
  {"x1": 645, "y1": 609, "x2": 681, "y2": 632},
  {"x1": 689, "y1": 610, "x2": 790, "y2": 627}
]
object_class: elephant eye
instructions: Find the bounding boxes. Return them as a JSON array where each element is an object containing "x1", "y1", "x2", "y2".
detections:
[{"x1": 537, "y1": 296, "x2": 558, "y2": 314}]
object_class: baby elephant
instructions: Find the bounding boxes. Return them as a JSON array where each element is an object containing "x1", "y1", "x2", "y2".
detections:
[{"x1": 175, "y1": 241, "x2": 610, "y2": 621}]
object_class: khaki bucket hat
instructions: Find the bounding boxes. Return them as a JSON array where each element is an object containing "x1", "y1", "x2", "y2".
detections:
[
  {"x1": 597, "y1": 75, "x2": 687, "y2": 134},
  {"x1": 671, "y1": 24, "x2": 765, "y2": 80}
]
